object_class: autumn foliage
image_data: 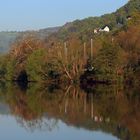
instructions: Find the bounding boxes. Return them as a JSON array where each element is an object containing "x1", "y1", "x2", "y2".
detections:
[{"x1": 0, "y1": 13, "x2": 140, "y2": 85}]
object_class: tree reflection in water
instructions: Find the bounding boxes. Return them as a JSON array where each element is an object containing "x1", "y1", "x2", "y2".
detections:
[{"x1": 0, "y1": 82, "x2": 139, "y2": 140}]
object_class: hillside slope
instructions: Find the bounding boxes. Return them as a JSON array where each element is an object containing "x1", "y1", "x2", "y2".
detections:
[{"x1": 49, "y1": 0, "x2": 140, "y2": 41}]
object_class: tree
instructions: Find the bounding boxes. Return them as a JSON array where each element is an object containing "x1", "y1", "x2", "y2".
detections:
[
  {"x1": 0, "y1": 55, "x2": 7, "y2": 79},
  {"x1": 5, "y1": 57, "x2": 16, "y2": 81},
  {"x1": 116, "y1": 23, "x2": 140, "y2": 83},
  {"x1": 94, "y1": 41, "x2": 125, "y2": 81},
  {"x1": 26, "y1": 48, "x2": 48, "y2": 82},
  {"x1": 117, "y1": 24, "x2": 140, "y2": 68},
  {"x1": 127, "y1": 11, "x2": 140, "y2": 26},
  {"x1": 8, "y1": 34, "x2": 45, "y2": 81},
  {"x1": 46, "y1": 36, "x2": 86, "y2": 82}
]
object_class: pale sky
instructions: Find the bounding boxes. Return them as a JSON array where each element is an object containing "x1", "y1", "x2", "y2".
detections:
[{"x1": 0, "y1": 0, "x2": 129, "y2": 31}]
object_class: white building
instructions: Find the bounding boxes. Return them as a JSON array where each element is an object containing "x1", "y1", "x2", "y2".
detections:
[
  {"x1": 99, "y1": 26, "x2": 110, "y2": 32},
  {"x1": 94, "y1": 26, "x2": 110, "y2": 34},
  {"x1": 103, "y1": 26, "x2": 110, "y2": 32}
]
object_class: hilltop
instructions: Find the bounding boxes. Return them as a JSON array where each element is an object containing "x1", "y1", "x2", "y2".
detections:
[{"x1": 47, "y1": 0, "x2": 140, "y2": 41}]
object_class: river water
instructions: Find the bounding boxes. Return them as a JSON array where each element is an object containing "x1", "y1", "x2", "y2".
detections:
[{"x1": 0, "y1": 82, "x2": 139, "y2": 140}]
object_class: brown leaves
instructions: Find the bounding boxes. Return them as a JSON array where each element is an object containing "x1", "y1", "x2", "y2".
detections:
[
  {"x1": 9, "y1": 34, "x2": 45, "y2": 68},
  {"x1": 117, "y1": 26, "x2": 140, "y2": 51},
  {"x1": 116, "y1": 25, "x2": 140, "y2": 66}
]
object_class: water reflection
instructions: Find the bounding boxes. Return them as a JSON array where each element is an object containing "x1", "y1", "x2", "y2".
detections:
[{"x1": 0, "y1": 82, "x2": 139, "y2": 140}]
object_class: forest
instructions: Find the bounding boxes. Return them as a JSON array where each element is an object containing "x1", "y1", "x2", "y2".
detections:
[{"x1": 0, "y1": 0, "x2": 140, "y2": 86}]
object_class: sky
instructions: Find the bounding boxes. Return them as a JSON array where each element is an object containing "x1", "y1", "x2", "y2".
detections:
[{"x1": 0, "y1": 0, "x2": 129, "y2": 31}]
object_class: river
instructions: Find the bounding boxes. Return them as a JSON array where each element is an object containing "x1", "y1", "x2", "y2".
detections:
[{"x1": 0, "y1": 82, "x2": 139, "y2": 140}]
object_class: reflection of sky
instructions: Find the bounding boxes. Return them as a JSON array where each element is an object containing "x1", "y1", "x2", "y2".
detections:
[
  {"x1": 0, "y1": 103, "x2": 10, "y2": 114},
  {"x1": 0, "y1": 115, "x2": 118, "y2": 140}
]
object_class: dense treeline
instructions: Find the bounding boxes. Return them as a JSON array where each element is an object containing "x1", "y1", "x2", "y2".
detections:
[
  {"x1": 0, "y1": 1, "x2": 140, "y2": 85},
  {"x1": 0, "y1": 18, "x2": 140, "y2": 85}
]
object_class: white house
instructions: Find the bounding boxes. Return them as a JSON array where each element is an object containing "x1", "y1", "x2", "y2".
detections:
[
  {"x1": 99, "y1": 26, "x2": 110, "y2": 32},
  {"x1": 94, "y1": 26, "x2": 110, "y2": 34},
  {"x1": 103, "y1": 26, "x2": 110, "y2": 32}
]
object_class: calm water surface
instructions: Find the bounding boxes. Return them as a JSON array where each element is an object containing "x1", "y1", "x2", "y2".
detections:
[{"x1": 0, "y1": 83, "x2": 139, "y2": 140}]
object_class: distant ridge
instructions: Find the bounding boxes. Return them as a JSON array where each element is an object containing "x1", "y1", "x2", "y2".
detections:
[
  {"x1": 0, "y1": 27, "x2": 60, "y2": 53},
  {"x1": 0, "y1": 0, "x2": 139, "y2": 53}
]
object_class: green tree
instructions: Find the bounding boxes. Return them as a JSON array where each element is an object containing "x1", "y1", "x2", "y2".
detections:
[
  {"x1": 26, "y1": 48, "x2": 48, "y2": 82},
  {"x1": 5, "y1": 57, "x2": 16, "y2": 81},
  {"x1": 0, "y1": 55, "x2": 7, "y2": 79},
  {"x1": 94, "y1": 42, "x2": 124, "y2": 81}
]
